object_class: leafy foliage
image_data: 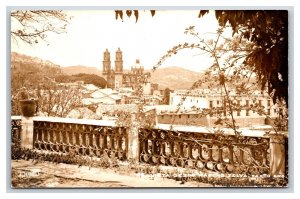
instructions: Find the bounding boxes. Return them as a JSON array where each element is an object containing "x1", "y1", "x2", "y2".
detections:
[
  {"x1": 115, "y1": 10, "x2": 288, "y2": 105},
  {"x1": 55, "y1": 73, "x2": 107, "y2": 88},
  {"x1": 72, "y1": 73, "x2": 107, "y2": 88},
  {"x1": 36, "y1": 83, "x2": 83, "y2": 117},
  {"x1": 199, "y1": 10, "x2": 288, "y2": 106}
]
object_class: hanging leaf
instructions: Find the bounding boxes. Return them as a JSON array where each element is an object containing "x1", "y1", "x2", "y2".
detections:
[
  {"x1": 115, "y1": 10, "x2": 123, "y2": 21},
  {"x1": 115, "y1": 10, "x2": 118, "y2": 20},
  {"x1": 134, "y1": 10, "x2": 139, "y2": 22},
  {"x1": 119, "y1": 10, "x2": 123, "y2": 21},
  {"x1": 126, "y1": 10, "x2": 132, "y2": 17},
  {"x1": 150, "y1": 10, "x2": 156, "y2": 17},
  {"x1": 198, "y1": 10, "x2": 209, "y2": 18}
]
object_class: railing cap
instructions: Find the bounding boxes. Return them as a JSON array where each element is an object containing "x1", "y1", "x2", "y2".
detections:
[
  {"x1": 32, "y1": 116, "x2": 116, "y2": 127},
  {"x1": 154, "y1": 123, "x2": 272, "y2": 137},
  {"x1": 11, "y1": 115, "x2": 22, "y2": 120}
]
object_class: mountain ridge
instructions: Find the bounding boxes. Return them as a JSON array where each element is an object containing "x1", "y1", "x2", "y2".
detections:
[
  {"x1": 11, "y1": 52, "x2": 205, "y2": 90},
  {"x1": 148, "y1": 66, "x2": 204, "y2": 89}
]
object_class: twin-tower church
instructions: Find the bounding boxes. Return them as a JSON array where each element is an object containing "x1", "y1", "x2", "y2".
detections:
[{"x1": 102, "y1": 48, "x2": 150, "y2": 89}]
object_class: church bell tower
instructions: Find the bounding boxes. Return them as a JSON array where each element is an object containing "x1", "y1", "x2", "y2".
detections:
[
  {"x1": 114, "y1": 47, "x2": 123, "y2": 89},
  {"x1": 115, "y1": 47, "x2": 123, "y2": 74},
  {"x1": 102, "y1": 48, "x2": 111, "y2": 76}
]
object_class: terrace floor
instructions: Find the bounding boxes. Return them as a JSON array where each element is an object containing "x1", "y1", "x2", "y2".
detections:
[{"x1": 11, "y1": 160, "x2": 213, "y2": 188}]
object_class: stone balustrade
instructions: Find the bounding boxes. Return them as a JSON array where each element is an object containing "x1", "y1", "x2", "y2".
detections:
[{"x1": 11, "y1": 115, "x2": 287, "y2": 177}]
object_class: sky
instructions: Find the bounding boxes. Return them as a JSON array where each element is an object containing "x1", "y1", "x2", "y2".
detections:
[{"x1": 11, "y1": 10, "x2": 221, "y2": 73}]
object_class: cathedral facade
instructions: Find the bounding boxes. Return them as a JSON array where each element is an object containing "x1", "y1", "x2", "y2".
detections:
[{"x1": 102, "y1": 48, "x2": 150, "y2": 90}]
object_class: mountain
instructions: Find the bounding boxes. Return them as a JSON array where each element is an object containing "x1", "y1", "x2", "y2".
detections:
[
  {"x1": 61, "y1": 65, "x2": 102, "y2": 76},
  {"x1": 11, "y1": 52, "x2": 61, "y2": 69},
  {"x1": 11, "y1": 52, "x2": 63, "y2": 93},
  {"x1": 11, "y1": 52, "x2": 107, "y2": 91},
  {"x1": 148, "y1": 66, "x2": 204, "y2": 90}
]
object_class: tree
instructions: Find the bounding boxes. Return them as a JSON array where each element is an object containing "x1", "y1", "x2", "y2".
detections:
[
  {"x1": 55, "y1": 73, "x2": 107, "y2": 88},
  {"x1": 11, "y1": 10, "x2": 70, "y2": 45},
  {"x1": 199, "y1": 10, "x2": 288, "y2": 106},
  {"x1": 72, "y1": 73, "x2": 107, "y2": 88},
  {"x1": 36, "y1": 84, "x2": 83, "y2": 117}
]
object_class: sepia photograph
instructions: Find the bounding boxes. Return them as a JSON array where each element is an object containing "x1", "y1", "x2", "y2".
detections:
[{"x1": 10, "y1": 9, "x2": 289, "y2": 188}]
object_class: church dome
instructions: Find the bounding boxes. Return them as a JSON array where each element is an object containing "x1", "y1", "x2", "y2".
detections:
[{"x1": 132, "y1": 59, "x2": 143, "y2": 69}]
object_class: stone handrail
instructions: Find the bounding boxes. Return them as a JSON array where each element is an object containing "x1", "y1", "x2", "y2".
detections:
[{"x1": 11, "y1": 115, "x2": 287, "y2": 177}]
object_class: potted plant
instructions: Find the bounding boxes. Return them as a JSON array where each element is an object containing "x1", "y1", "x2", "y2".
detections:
[{"x1": 17, "y1": 87, "x2": 37, "y2": 117}]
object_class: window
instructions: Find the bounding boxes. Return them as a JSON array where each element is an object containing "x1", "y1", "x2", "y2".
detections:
[
  {"x1": 187, "y1": 114, "x2": 190, "y2": 118},
  {"x1": 267, "y1": 109, "x2": 270, "y2": 115},
  {"x1": 237, "y1": 110, "x2": 240, "y2": 116},
  {"x1": 217, "y1": 100, "x2": 219, "y2": 105},
  {"x1": 246, "y1": 109, "x2": 249, "y2": 116},
  {"x1": 246, "y1": 100, "x2": 249, "y2": 107},
  {"x1": 259, "y1": 100, "x2": 262, "y2": 106},
  {"x1": 268, "y1": 100, "x2": 271, "y2": 106},
  {"x1": 210, "y1": 101, "x2": 213, "y2": 108},
  {"x1": 179, "y1": 115, "x2": 181, "y2": 119}
]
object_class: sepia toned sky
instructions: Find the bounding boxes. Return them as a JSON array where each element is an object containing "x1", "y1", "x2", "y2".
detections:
[{"x1": 11, "y1": 10, "x2": 223, "y2": 72}]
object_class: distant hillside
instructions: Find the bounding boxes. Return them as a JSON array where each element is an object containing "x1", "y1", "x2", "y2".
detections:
[
  {"x1": 148, "y1": 66, "x2": 204, "y2": 90},
  {"x1": 11, "y1": 52, "x2": 107, "y2": 91},
  {"x1": 11, "y1": 52, "x2": 63, "y2": 92},
  {"x1": 10, "y1": 52, "x2": 207, "y2": 91},
  {"x1": 11, "y1": 52, "x2": 61, "y2": 70},
  {"x1": 62, "y1": 65, "x2": 205, "y2": 90},
  {"x1": 62, "y1": 65, "x2": 102, "y2": 76},
  {"x1": 11, "y1": 52, "x2": 62, "y2": 78}
]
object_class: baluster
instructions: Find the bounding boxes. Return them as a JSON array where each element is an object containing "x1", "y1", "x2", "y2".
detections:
[
  {"x1": 92, "y1": 132, "x2": 96, "y2": 147},
  {"x1": 217, "y1": 145, "x2": 222, "y2": 162},
  {"x1": 188, "y1": 144, "x2": 193, "y2": 159},
  {"x1": 179, "y1": 142, "x2": 184, "y2": 158},
  {"x1": 208, "y1": 144, "x2": 213, "y2": 161},
  {"x1": 170, "y1": 142, "x2": 175, "y2": 157},
  {"x1": 111, "y1": 134, "x2": 115, "y2": 150},
  {"x1": 143, "y1": 139, "x2": 148, "y2": 154},
  {"x1": 65, "y1": 130, "x2": 69, "y2": 152},
  {"x1": 228, "y1": 146, "x2": 234, "y2": 164},
  {"x1": 239, "y1": 147, "x2": 244, "y2": 164},
  {"x1": 103, "y1": 133, "x2": 108, "y2": 149},
  {"x1": 96, "y1": 133, "x2": 101, "y2": 149},
  {"x1": 161, "y1": 142, "x2": 166, "y2": 156},
  {"x1": 85, "y1": 133, "x2": 89, "y2": 147},
  {"x1": 41, "y1": 128, "x2": 45, "y2": 149},
  {"x1": 153, "y1": 140, "x2": 159, "y2": 155},
  {"x1": 58, "y1": 130, "x2": 63, "y2": 152}
]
